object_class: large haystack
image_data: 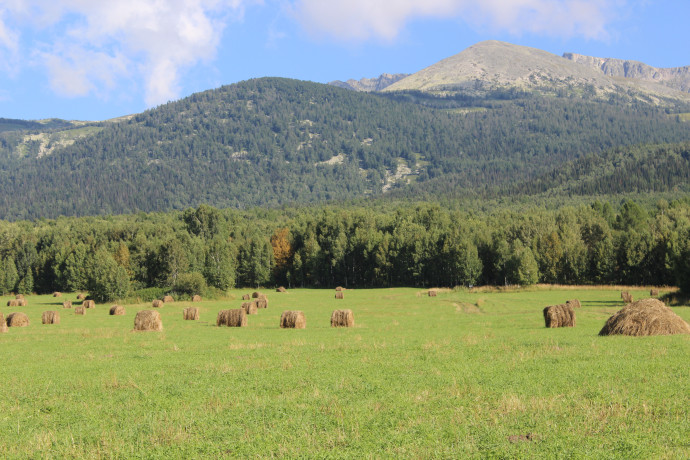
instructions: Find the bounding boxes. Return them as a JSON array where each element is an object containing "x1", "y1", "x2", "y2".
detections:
[
  {"x1": 242, "y1": 294, "x2": 251, "y2": 301},
  {"x1": 621, "y1": 291, "x2": 633, "y2": 303},
  {"x1": 331, "y1": 309, "x2": 354, "y2": 327},
  {"x1": 83, "y1": 299, "x2": 95, "y2": 309},
  {"x1": 566, "y1": 299, "x2": 581, "y2": 309},
  {"x1": 7, "y1": 312, "x2": 29, "y2": 327},
  {"x1": 110, "y1": 305, "x2": 126, "y2": 316},
  {"x1": 0, "y1": 313, "x2": 7, "y2": 333},
  {"x1": 191, "y1": 295, "x2": 202, "y2": 302},
  {"x1": 152, "y1": 299, "x2": 164, "y2": 308},
  {"x1": 217, "y1": 309, "x2": 247, "y2": 327},
  {"x1": 280, "y1": 310, "x2": 306, "y2": 329},
  {"x1": 242, "y1": 302, "x2": 258, "y2": 315},
  {"x1": 76, "y1": 293, "x2": 86, "y2": 300},
  {"x1": 134, "y1": 310, "x2": 163, "y2": 331},
  {"x1": 599, "y1": 299, "x2": 690, "y2": 336},
  {"x1": 251, "y1": 292, "x2": 261, "y2": 298},
  {"x1": 183, "y1": 307, "x2": 199, "y2": 320},
  {"x1": 42, "y1": 311, "x2": 60, "y2": 325},
  {"x1": 163, "y1": 295, "x2": 174, "y2": 303},
  {"x1": 650, "y1": 288, "x2": 659, "y2": 297},
  {"x1": 543, "y1": 304, "x2": 576, "y2": 328},
  {"x1": 63, "y1": 300, "x2": 72, "y2": 309},
  {"x1": 53, "y1": 292, "x2": 61, "y2": 297},
  {"x1": 276, "y1": 286, "x2": 287, "y2": 293},
  {"x1": 74, "y1": 306, "x2": 86, "y2": 315},
  {"x1": 256, "y1": 298, "x2": 268, "y2": 309},
  {"x1": 335, "y1": 291, "x2": 344, "y2": 300},
  {"x1": 428, "y1": 290, "x2": 437, "y2": 297}
]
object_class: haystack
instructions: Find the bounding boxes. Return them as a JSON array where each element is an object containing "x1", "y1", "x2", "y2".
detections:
[
  {"x1": 74, "y1": 306, "x2": 86, "y2": 315},
  {"x1": 134, "y1": 310, "x2": 163, "y2": 331},
  {"x1": 191, "y1": 295, "x2": 202, "y2": 302},
  {"x1": 256, "y1": 298, "x2": 268, "y2": 309},
  {"x1": 251, "y1": 292, "x2": 261, "y2": 298},
  {"x1": 15, "y1": 294, "x2": 24, "y2": 300},
  {"x1": 152, "y1": 299, "x2": 164, "y2": 308},
  {"x1": 276, "y1": 286, "x2": 287, "y2": 293},
  {"x1": 428, "y1": 290, "x2": 437, "y2": 297},
  {"x1": 566, "y1": 299, "x2": 581, "y2": 309},
  {"x1": 242, "y1": 294, "x2": 251, "y2": 301},
  {"x1": 280, "y1": 310, "x2": 306, "y2": 329},
  {"x1": 543, "y1": 304, "x2": 576, "y2": 328},
  {"x1": 335, "y1": 291, "x2": 344, "y2": 299},
  {"x1": 110, "y1": 305, "x2": 126, "y2": 316},
  {"x1": 83, "y1": 299, "x2": 95, "y2": 309},
  {"x1": 63, "y1": 300, "x2": 72, "y2": 309},
  {"x1": 53, "y1": 292, "x2": 61, "y2": 297},
  {"x1": 7, "y1": 299, "x2": 19, "y2": 307},
  {"x1": 242, "y1": 302, "x2": 258, "y2": 315},
  {"x1": 621, "y1": 291, "x2": 633, "y2": 303},
  {"x1": 335, "y1": 286, "x2": 344, "y2": 292},
  {"x1": 217, "y1": 309, "x2": 247, "y2": 327},
  {"x1": 0, "y1": 313, "x2": 7, "y2": 333},
  {"x1": 76, "y1": 293, "x2": 86, "y2": 300},
  {"x1": 163, "y1": 295, "x2": 174, "y2": 303},
  {"x1": 599, "y1": 299, "x2": 690, "y2": 336},
  {"x1": 650, "y1": 289, "x2": 659, "y2": 297},
  {"x1": 17, "y1": 299, "x2": 27, "y2": 307},
  {"x1": 42, "y1": 311, "x2": 60, "y2": 325},
  {"x1": 331, "y1": 309, "x2": 354, "y2": 327},
  {"x1": 183, "y1": 307, "x2": 199, "y2": 320},
  {"x1": 7, "y1": 312, "x2": 29, "y2": 327}
]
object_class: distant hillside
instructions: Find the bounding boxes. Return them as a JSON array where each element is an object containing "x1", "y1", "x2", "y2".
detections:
[
  {"x1": 329, "y1": 73, "x2": 409, "y2": 92},
  {"x1": 0, "y1": 118, "x2": 75, "y2": 133}
]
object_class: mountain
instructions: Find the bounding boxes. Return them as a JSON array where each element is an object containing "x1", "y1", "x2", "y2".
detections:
[
  {"x1": 563, "y1": 53, "x2": 690, "y2": 93},
  {"x1": 329, "y1": 73, "x2": 409, "y2": 92},
  {"x1": 385, "y1": 40, "x2": 690, "y2": 104}
]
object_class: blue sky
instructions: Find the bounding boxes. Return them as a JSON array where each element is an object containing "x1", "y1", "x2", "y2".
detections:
[{"x1": 0, "y1": 0, "x2": 688, "y2": 121}]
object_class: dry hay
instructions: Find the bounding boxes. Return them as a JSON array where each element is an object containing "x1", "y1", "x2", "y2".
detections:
[
  {"x1": 599, "y1": 299, "x2": 690, "y2": 337},
  {"x1": 335, "y1": 286, "x2": 345, "y2": 292},
  {"x1": 242, "y1": 294, "x2": 251, "y2": 301},
  {"x1": 62, "y1": 300, "x2": 72, "y2": 309},
  {"x1": 217, "y1": 309, "x2": 247, "y2": 327},
  {"x1": 280, "y1": 310, "x2": 306, "y2": 329},
  {"x1": 0, "y1": 313, "x2": 7, "y2": 333},
  {"x1": 543, "y1": 304, "x2": 576, "y2": 328},
  {"x1": 242, "y1": 302, "x2": 258, "y2": 315},
  {"x1": 650, "y1": 288, "x2": 659, "y2": 297},
  {"x1": 7, "y1": 312, "x2": 29, "y2": 327},
  {"x1": 276, "y1": 286, "x2": 287, "y2": 293},
  {"x1": 191, "y1": 295, "x2": 202, "y2": 302},
  {"x1": 335, "y1": 291, "x2": 344, "y2": 300},
  {"x1": 110, "y1": 305, "x2": 126, "y2": 316},
  {"x1": 428, "y1": 290, "x2": 437, "y2": 297},
  {"x1": 152, "y1": 299, "x2": 164, "y2": 308},
  {"x1": 621, "y1": 291, "x2": 633, "y2": 303},
  {"x1": 251, "y1": 291, "x2": 261, "y2": 298},
  {"x1": 76, "y1": 293, "x2": 86, "y2": 300},
  {"x1": 74, "y1": 306, "x2": 86, "y2": 315},
  {"x1": 183, "y1": 307, "x2": 199, "y2": 320},
  {"x1": 163, "y1": 295, "x2": 174, "y2": 303},
  {"x1": 15, "y1": 294, "x2": 24, "y2": 300},
  {"x1": 52, "y1": 291, "x2": 61, "y2": 297},
  {"x1": 7, "y1": 299, "x2": 19, "y2": 307},
  {"x1": 331, "y1": 309, "x2": 354, "y2": 327},
  {"x1": 134, "y1": 310, "x2": 163, "y2": 331},
  {"x1": 42, "y1": 311, "x2": 60, "y2": 325},
  {"x1": 17, "y1": 299, "x2": 27, "y2": 307},
  {"x1": 566, "y1": 299, "x2": 581, "y2": 309},
  {"x1": 83, "y1": 299, "x2": 95, "y2": 309},
  {"x1": 255, "y1": 298, "x2": 268, "y2": 309}
]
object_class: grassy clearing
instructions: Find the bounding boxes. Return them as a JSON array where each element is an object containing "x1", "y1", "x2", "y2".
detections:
[{"x1": 1, "y1": 288, "x2": 688, "y2": 458}]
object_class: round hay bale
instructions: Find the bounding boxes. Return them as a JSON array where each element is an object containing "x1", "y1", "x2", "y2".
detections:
[
  {"x1": 335, "y1": 291, "x2": 344, "y2": 300},
  {"x1": 242, "y1": 294, "x2": 251, "y2": 301},
  {"x1": 331, "y1": 309, "x2": 354, "y2": 327},
  {"x1": 134, "y1": 310, "x2": 163, "y2": 331},
  {"x1": 62, "y1": 300, "x2": 72, "y2": 309},
  {"x1": 163, "y1": 295, "x2": 174, "y2": 303},
  {"x1": 650, "y1": 288, "x2": 659, "y2": 297},
  {"x1": 6, "y1": 299, "x2": 18, "y2": 307},
  {"x1": 543, "y1": 304, "x2": 576, "y2": 328},
  {"x1": 183, "y1": 307, "x2": 199, "y2": 321},
  {"x1": 109, "y1": 305, "x2": 126, "y2": 316},
  {"x1": 622, "y1": 292, "x2": 633, "y2": 304},
  {"x1": 52, "y1": 291, "x2": 61, "y2": 297},
  {"x1": 42, "y1": 311, "x2": 60, "y2": 325},
  {"x1": 217, "y1": 309, "x2": 247, "y2": 327},
  {"x1": 17, "y1": 299, "x2": 27, "y2": 307},
  {"x1": 7, "y1": 312, "x2": 29, "y2": 327},
  {"x1": 599, "y1": 299, "x2": 690, "y2": 336},
  {"x1": 152, "y1": 299, "x2": 164, "y2": 308},
  {"x1": 276, "y1": 286, "x2": 287, "y2": 293},
  {"x1": 335, "y1": 286, "x2": 344, "y2": 292},
  {"x1": 251, "y1": 292, "x2": 261, "y2": 298},
  {"x1": 242, "y1": 302, "x2": 258, "y2": 315},
  {"x1": 191, "y1": 295, "x2": 202, "y2": 302},
  {"x1": 0, "y1": 313, "x2": 7, "y2": 333},
  {"x1": 566, "y1": 299, "x2": 581, "y2": 309},
  {"x1": 76, "y1": 293, "x2": 86, "y2": 300},
  {"x1": 15, "y1": 294, "x2": 24, "y2": 300},
  {"x1": 428, "y1": 290, "x2": 437, "y2": 297},
  {"x1": 256, "y1": 298, "x2": 268, "y2": 309},
  {"x1": 74, "y1": 305, "x2": 86, "y2": 315},
  {"x1": 83, "y1": 299, "x2": 95, "y2": 309},
  {"x1": 280, "y1": 310, "x2": 306, "y2": 329}
]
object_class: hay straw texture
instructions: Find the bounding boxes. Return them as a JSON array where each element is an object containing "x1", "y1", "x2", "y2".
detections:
[
  {"x1": 650, "y1": 289, "x2": 659, "y2": 296},
  {"x1": 335, "y1": 291, "x2": 344, "y2": 299},
  {"x1": 110, "y1": 305, "x2": 126, "y2": 316},
  {"x1": 17, "y1": 299, "x2": 27, "y2": 307},
  {"x1": 428, "y1": 290, "x2": 437, "y2": 297},
  {"x1": 256, "y1": 298, "x2": 268, "y2": 309},
  {"x1": 566, "y1": 299, "x2": 581, "y2": 309},
  {"x1": 599, "y1": 299, "x2": 690, "y2": 337},
  {"x1": 53, "y1": 292, "x2": 61, "y2": 297},
  {"x1": 15, "y1": 294, "x2": 24, "y2": 300},
  {"x1": 42, "y1": 311, "x2": 60, "y2": 324},
  {"x1": 74, "y1": 306, "x2": 86, "y2": 315},
  {"x1": 183, "y1": 307, "x2": 199, "y2": 320},
  {"x1": 152, "y1": 299, "x2": 164, "y2": 308},
  {"x1": 7, "y1": 312, "x2": 29, "y2": 327},
  {"x1": 280, "y1": 310, "x2": 306, "y2": 329},
  {"x1": 216, "y1": 309, "x2": 247, "y2": 327},
  {"x1": 134, "y1": 310, "x2": 163, "y2": 331},
  {"x1": 163, "y1": 295, "x2": 174, "y2": 303},
  {"x1": 191, "y1": 295, "x2": 202, "y2": 302},
  {"x1": 7, "y1": 299, "x2": 19, "y2": 307},
  {"x1": 242, "y1": 294, "x2": 251, "y2": 300},
  {"x1": 251, "y1": 292, "x2": 260, "y2": 298},
  {"x1": 63, "y1": 300, "x2": 72, "y2": 309},
  {"x1": 621, "y1": 291, "x2": 633, "y2": 303},
  {"x1": 83, "y1": 300, "x2": 95, "y2": 309},
  {"x1": 331, "y1": 309, "x2": 354, "y2": 327},
  {"x1": 0, "y1": 313, "x2": 7, "y2": 333},
  {"x1": 276, "y1": 287, "x2": 287, "y2": 293},
  {"x1": 242, "y1": 302, "x2": 258, "y2": 315},
  {"x1": 76, "y1": 293, "x2": 86, "y2": 300},
  {"x1": 335, "y1": 286, "x2": 344, "y2": 292},
  {"x1": 543, "y1": 304, "x2": 576, "y2": 328}
]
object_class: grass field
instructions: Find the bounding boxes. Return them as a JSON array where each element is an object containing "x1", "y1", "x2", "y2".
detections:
[{"x1": 1, "y1": 288, "x2": 689, "y2": 459}]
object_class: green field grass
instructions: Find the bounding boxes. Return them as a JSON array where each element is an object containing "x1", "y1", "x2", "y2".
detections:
[{"x1": 1, "y1": 288, "x2": 688, "y2": 459}]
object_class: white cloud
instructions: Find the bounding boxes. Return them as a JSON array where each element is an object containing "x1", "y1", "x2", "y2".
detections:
[{"x1": 294, "y1": 0, "x2": 621, "y2": 42}]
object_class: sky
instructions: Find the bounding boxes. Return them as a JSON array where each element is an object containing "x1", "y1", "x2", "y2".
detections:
[{"x1": 0, "y1": 0, "x2": 688, "y2": 121}]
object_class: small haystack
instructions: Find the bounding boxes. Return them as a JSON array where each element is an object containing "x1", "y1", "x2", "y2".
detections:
[
  {"x1": 335, "y1": 286, "x2": 344, "y2": 292},
  {"x1": 134, "y1": 310, "x2": 163, "y2": 331},
  {"x1": 335, "y1": 291, "x2": 344, "y2": 300},
  {"x1": 74, "y1": 306, "x2": 86, "y2": 315},
  {"x1": 17, "y1": 299, "x2": 27, "y2": 307},
  {"x1": 42, "y1": 311, "x2": 60, "y2": 325},
  {"x1": 543, "y1": 304, "x2": 576, "y2": 328},
  {"x1": 152, "y1": 299, "x2": 164, "y2": 308},
  {"x1": 280, "y1": 310, "x2": 306, "y2": 329},
  {"x1": 83, "y1": 299, "x2": 95, "y2": 309},
  {"x1": 242, "y1": 294, "x2": 251, "y2": 301},
  {"x1": 256, "y1": 298, "x2": 268, "y2": 309},
  {"x1": 428, "y1": 290, "x2": 437, "y2": 297},
  {"x1": 183, "y1": 307, "x2": 199, "y2": 320},
  {"x1": 217, "y1": 309, "x2": 247, "y2": 327},
  {"x1": 191, "y1": 295, "x2": 202, "y2": 302},
  {"x1": 566, "y1": 299, "x2": 581, "y2": 309},
  {"x1": 599, "y1": 299, "x2": 690, "y2": 336},
  {"x1": 163, "y1": 295, "x2": 174, "y2": 303},
  {"x1": 110, "y1": 305, "x2": 126, "y2": 316},
  {"x1": 53, "y1": 292, "x2": 61, "y2": 297},
  {"x1": 650, "y1": 288, "x2": 659, "y2": 297},
  {"x1": 15, "y1": 294, "x2": 24, "y2": 300},
  {"x1": 7, "y1": 312, "x2": 29, "y2": 327},
  {"x1": 0, "y1": 313, "x2": 7, "y2": 333},
  {"x1": 242, "y1": 301, "x2": 258, "y2": 315},
  {"x1": 276, "y1": 286, "x2": 287, "y2": 293},
  {"x1": 76, "y1": 293, "x2": 86, "y2": 300},
  {"x1": 6, "y1": 299, "x2": 19, "y2": 307},
  {"x1": 331, "y1": 309, "x2": 354, "y2": 327},
  {"x1": 621, "y1": 291, "x2": 633, "y2": 303},
  {"x1": 251, "y1": 292, "x2": 261, "y2": 298},
  {"x1": 63, "y1": 300, "x2": 72, "y2": 309}
]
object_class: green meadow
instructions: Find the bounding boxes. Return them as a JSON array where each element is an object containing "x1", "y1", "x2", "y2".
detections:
[{"x1": 1, "y1": 288, "x2": 689, "y2": 459}]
